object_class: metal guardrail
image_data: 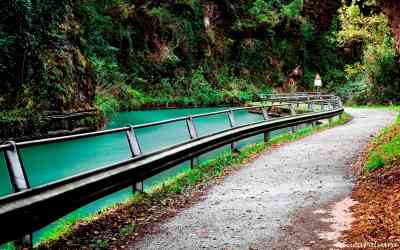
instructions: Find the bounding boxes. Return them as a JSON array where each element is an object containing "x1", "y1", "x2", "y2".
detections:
[
  {"x1": 258, "y1": 92, "x2": 332, "y2": 102},
  {"x1": 0, "y1": 93, "x2": 343, "y2": 245}
]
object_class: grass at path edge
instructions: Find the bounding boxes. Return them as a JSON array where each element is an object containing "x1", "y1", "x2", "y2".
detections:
[{"x1": 346, "y1": 104, "x2": 400, "y2": 173}]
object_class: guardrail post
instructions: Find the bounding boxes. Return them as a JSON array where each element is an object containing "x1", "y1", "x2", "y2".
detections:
[
  {"x1": 261, "y1": 107, "x2": 269, "y2": 120},
  {"x1": 328, "y1": 99, "x2": 334, "y2": 126},
  {"x1": 227, "y1": 110, "x2": 239, "y2": 153},
  {"x1": 4, "y1": 141, "x2": 32, "y2": 248},
  {"x1": 338, "y1": 98, "x2": 343, "y2": 119},
  {"x1": 307, "y1": 96, "x2": 312, "y2": 112},
  {"x1": 261, "y1": 107, "x2": 270, "y2": 143},
  {"x1": 289, "y1": 104, "x2": 297, "y2": 134},
  {"x1": 289, "y1": 103, "x2": 296, "y2": 116},
  {"x1": 308, "y1": 100, "x2": 317, "y2": 127},
  {"x1": 126, "y1": 126, "x2": 144, "y2": 193},
  {"x1": 186, "y1": 116, "x2": 199, "y2": 168}
]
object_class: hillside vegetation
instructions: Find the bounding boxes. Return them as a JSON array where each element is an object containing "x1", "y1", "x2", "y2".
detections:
[{"x1": 0, "y1": 0, "x2": 399, "y2": 138}]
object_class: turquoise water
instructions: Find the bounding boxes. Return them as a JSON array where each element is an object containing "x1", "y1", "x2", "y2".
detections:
[
  {"x1": 0, "y1": 154, "x2": 12, "y2": 197},
  {"x1": 0, "y1": 107, "x2": 288, "y2": 245},
  {"x1": 20, "y1": 132, "x2": 131, "y2": 187}
]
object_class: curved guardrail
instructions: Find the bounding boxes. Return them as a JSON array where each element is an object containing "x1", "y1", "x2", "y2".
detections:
[{"x1": 0, "y1": 93, "x2": 343, "y2": 245}]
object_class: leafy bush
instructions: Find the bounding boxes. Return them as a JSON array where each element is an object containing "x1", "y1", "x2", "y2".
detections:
[
  {"x1": 282, "y1": 0, "x2": 303, "y2": 19},
  {"x1": 363, "y1": 38, "x2": 400, "y2": 102},
  {"x1": 95, "y1": 93, "x2": 120, "y2": 119},
  {"x1": 336, "y1": 80, "x2": 369, "y2": 104},
  {"x1": 337, "y1": 1, "x2": 400, "y2": 104}
]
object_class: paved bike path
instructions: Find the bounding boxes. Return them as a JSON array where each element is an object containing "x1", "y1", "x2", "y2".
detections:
[{"x1": 134, "y1": 109, "x2": 396, "y2": 250}]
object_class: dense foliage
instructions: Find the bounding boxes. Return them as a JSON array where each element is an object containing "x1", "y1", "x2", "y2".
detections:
[
  {"x1": 336, "y1": 0, "x2": 400, "y2": 104},
  {"x1": 0, "y1": 0, "x2": 399, "y2": 134}
]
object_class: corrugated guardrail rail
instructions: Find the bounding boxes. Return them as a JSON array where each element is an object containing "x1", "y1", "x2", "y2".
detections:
[{"x1": 0, "y1": 93, "x2": 343, "y2": 246}]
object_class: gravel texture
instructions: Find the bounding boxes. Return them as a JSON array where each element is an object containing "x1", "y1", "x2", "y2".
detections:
[{"x1": 133, "y1": 108, "x2": 396, "y2": 250}]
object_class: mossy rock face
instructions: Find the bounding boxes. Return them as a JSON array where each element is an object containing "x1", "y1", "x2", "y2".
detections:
[{"x1": 38, "y1": 43, "x2": 95, "y2": 112}]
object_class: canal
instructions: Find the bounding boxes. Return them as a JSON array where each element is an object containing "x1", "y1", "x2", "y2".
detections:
[{"x1": 0, "y1": 107, "x2": 293, "y2": 245}]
